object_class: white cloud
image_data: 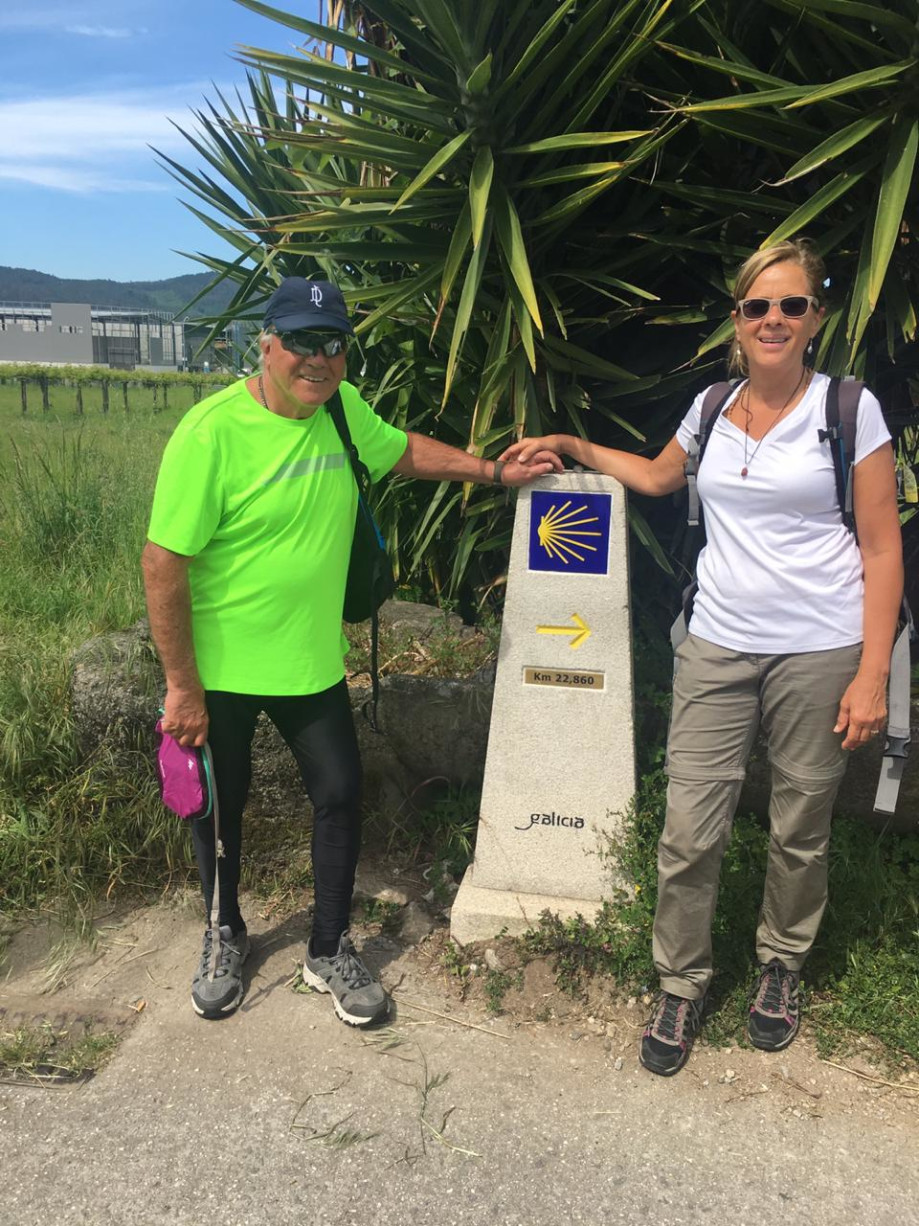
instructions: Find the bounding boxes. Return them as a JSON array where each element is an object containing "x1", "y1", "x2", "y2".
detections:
[
  {"x1": 0, "y1": 86, "x2": 217, "y2": 193},
  {"x1": 0, "y1": 7, "x2": 146, "y2": 36},
  {"x1": 65, "y1": 25, "x2": 138, "y2": 39},
  {"x1": 0, "y1": 164, "x2": 168, "y2": 193}
]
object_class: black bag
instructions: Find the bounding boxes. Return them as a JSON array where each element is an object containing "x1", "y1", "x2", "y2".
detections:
[
  {"x1": 326, "y1": 391, "x2": 396, "y2": 730},
  {"x1": 326, "y1": 390, "x2": 396, "y2": 624}
]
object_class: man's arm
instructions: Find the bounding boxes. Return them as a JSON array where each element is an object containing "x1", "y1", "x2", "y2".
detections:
[
  {"x1": 392, "y1": 431, "x2": 562, "y2": 485},
  {"x1": 141, "y1": 540, "x2": 209, "y2": 747}
]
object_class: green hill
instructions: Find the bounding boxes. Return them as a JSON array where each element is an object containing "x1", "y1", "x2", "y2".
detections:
[{"x1": 0, "y1": 266, "x2": 236, "y2": 319}]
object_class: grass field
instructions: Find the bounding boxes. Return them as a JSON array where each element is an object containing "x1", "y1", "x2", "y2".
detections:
[{"x1": 0, "y1": 384, "x2": 193, "y2": 927}]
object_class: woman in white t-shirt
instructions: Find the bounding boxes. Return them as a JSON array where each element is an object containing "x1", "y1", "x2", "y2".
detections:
[{"x1": 501, "y1": 239, "x2": 903, "y2": 1077}]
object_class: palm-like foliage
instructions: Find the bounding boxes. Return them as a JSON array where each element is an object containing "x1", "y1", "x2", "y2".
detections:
[
  {"x1": 162, "y1": 0, "x2": 918, "y2": 606},
  {"x1": 659, "y1": 0, "x2": 919, "y2": 383}
]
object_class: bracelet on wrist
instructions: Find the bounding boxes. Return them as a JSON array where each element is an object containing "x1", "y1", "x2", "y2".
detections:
[{"x1": 492, "y1": 459, "x2": 506, "y2": 486}]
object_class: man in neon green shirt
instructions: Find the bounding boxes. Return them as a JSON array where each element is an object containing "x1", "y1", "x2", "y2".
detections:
[{"x1": 143, "y1": 278, "x2": 559, "y2": 1025}]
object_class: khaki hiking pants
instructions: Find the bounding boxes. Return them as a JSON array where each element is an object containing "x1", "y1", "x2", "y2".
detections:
[{"x1": 654, "y1": 634, "x2": 861, "y2": 1000}]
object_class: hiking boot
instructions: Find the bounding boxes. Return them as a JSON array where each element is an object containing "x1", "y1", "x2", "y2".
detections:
[
  {"x1": 748, "y1": 959, "x2": 800, "y2": 1051},
  {"x1": 191, "y1": 925, "x2": 250, "y2": 1019},
  {"x1": 639, "y1": 991, "x2": 705, "y2": 1076},
  {"x1": 301, "y1": 931, "x2": 389, "y2": 1027}
]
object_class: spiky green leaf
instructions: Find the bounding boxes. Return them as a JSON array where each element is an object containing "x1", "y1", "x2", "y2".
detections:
[{"x1": 868, "y1": 117, "x2": 919, "y2": 310}]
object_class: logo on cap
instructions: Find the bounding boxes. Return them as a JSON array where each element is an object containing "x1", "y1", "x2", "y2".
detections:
[{"x1": 310, "y1": 285, "x2": 324, "y2": 308}]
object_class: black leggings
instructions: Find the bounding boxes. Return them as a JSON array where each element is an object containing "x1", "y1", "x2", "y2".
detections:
[{"x1": 191, "y1": 680, "x2": 362, "y2": 944}]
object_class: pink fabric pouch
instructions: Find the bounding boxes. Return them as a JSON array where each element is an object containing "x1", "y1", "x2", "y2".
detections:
[{"x1": 154, "y1": 719, "x2": 213, "y2": 821}]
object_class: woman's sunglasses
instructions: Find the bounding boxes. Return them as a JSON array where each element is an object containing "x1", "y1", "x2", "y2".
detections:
[
  {"x1": 737, "y1": 295, "x2": 819, "y2": 320},
  {"x1": 277, "y1": 330, "x2": 348, "y2": 358}
]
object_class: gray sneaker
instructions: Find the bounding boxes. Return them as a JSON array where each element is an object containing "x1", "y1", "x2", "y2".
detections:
[
  {"x1": 301, "y1": 931, "x2": 390, "y2": 1026},
  {"x1": 191, "y1": 925, "x2": 250, "y2": 1019}
]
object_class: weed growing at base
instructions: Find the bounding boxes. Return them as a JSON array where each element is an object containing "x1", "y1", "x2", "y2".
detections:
[
  {"x1": 0, "y1": 1023, "x2": 120, "y2": 1083},
  {"x1": 522, "y1": 771, "x2": 919, "y2": 1063},
  {"x1": 365, "y1": 782, "x2": 480, "y2": 892}
]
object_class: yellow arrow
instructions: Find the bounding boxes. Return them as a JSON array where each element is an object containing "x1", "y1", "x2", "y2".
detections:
[{"x1": 536, "y1": 613, "x2": 591, "y2": 649}]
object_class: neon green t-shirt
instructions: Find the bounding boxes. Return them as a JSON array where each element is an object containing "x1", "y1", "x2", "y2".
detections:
[{"x1": 147, "y1": 378, "x2": 408, "y2": 695}]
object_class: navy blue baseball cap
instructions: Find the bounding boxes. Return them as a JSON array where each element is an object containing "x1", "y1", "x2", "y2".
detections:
[{"x1": 263, "y1": 278, "x2": 354, "y2": 335}]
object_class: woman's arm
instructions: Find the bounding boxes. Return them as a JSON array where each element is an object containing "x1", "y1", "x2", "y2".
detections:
[
  {"x1": 499, "y1": 433, "x2": 689, "y2": 497},
  {"x1": 833, "y1": 442, "x2": 903, "y2": 750}
]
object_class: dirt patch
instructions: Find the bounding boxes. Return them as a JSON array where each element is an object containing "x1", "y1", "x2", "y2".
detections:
[{"x1": 0, "y1": 994, "x2": 140, "y2": 1036}]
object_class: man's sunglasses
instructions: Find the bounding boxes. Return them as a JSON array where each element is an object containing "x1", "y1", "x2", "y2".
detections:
[
  {"x1": 737, "y1": 295, "x2": 819, "y2": 320},
  {"x1": 276, "y1": 330, "x2": 348, "y2": 358}
]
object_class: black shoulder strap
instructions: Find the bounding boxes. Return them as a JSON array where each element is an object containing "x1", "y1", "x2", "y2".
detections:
[
  {"x1": 326, "y1": 390, "x2": 371, "y2": 494},
  {"x1": 325, "y1": 389, "x2": 385, "y2": 732},
  {"x1": 819, "y1": 377, "x2": 862, "y2": 533},
  {"x1": 698, "y1": 380, "x2": 737, "y2": 464},
  {"x1": 684, "y1": 380, "x2": 738, "y2": 529}
]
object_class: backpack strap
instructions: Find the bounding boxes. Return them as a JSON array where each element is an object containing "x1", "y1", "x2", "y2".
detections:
[
  {"x1": 818, "y1": 376, "x2": 863, "y2": 533},
  {"x1": 874, "y1": 599, "x2": 915, "y2": 816},
  {"x1": 685, "y1": 381, "x2": 738, "y2": 528},
  {"x1": 672, "y1": 381, "x2": 739, "y2": 648},
  {"x1": 326, "y1": 392, "x2": 385, "y2": 733}
]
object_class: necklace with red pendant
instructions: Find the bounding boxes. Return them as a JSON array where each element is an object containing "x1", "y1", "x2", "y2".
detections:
[{"x1": 738, "y1": 367, "x2": 810, "y2": 478}]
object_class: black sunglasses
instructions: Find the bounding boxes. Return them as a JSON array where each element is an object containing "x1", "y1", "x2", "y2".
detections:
[
  {"x1": 737, "y1": 295, "x2": 819, "y2": 320},
  {"x1": 276, "y1": 330, "x2": 348, "y2": 358}
]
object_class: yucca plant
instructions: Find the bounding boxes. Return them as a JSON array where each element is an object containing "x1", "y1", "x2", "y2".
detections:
[
  {"x1": 164, "y1": 0, "x2": 918, "y2": 606},
  {"x1": 648, "y1": 0, "x2": 919, "y2": 607},
  {"x1": 163, "y1": 0, "x2": 722, "y2": 601},
  {"x1": 648, "y1": 0, "x2": 919, "y2": 382}
]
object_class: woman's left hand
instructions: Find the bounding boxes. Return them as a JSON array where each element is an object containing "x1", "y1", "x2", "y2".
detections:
[{"x1": 834, "y1": 670, "x2": 888, "y2": 751}]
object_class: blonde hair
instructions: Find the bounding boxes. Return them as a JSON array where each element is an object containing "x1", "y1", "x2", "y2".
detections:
[{"x1": 728, "y1": 238, "x2": 825, "y2": 376}]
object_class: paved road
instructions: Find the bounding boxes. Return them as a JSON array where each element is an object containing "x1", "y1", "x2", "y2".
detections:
[{"x1": 2, "y1": 906, "x2": 917, "y2": 1226}]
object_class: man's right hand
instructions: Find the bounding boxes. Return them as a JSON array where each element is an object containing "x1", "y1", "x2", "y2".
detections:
[{"x1": 161, "y1": 685, "x2": 209, "y2": 747}]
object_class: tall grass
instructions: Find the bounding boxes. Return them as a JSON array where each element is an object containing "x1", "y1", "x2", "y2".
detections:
[{"x1": 0, "y1": 399, "x2": 194, "y2": 926}]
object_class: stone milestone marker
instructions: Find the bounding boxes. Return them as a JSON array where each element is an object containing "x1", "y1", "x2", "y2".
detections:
[{"x1": 451, "y1": 471, "x2": 636, "y2": 944}]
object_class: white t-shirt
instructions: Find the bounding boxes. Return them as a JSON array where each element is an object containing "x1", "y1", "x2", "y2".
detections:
[{"x1": 675, "y1": 372, "x2": 890, "y2": 654}]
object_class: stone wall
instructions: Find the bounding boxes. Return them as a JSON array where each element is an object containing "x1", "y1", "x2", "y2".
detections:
[
  {"x1": 70, "y1": 606, "x2": 917, "y2": 831},
  {"x1": 69, "y1": 605, "x2": 494, "y2": 818}
]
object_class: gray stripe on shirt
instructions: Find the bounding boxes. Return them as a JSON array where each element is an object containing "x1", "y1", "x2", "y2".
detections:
[{"x1": 262, "y1": 453, "x2": 346, "y2": 485}]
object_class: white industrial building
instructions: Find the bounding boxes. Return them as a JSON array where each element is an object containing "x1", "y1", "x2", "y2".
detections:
[{"x1": 0, "y1": 302, "x2": 233, "y2": 371}]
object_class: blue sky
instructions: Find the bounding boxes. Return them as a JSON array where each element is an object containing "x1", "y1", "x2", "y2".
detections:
[{"x1": 0, "y1": 0, "x2": 309, "y2": 282}]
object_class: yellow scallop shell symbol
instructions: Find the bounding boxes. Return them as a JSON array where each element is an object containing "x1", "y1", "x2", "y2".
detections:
[{"x1": 536, "y1": 501, "x2": 602, "y2": 564}]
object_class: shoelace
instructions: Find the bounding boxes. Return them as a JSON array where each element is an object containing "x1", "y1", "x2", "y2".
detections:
[
  {"x1": 332, "y1": 943, "x2": 372, "y2": 990},
  {"x1": 202, "y1": 929, "x2": 241, "y2": 980},
  {"x1": 651, "y1": 994, "x2": 687, "y2": 1043},
  {"x1": 755, "y1": 964, "x2": 788, "y2": 1015}
]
